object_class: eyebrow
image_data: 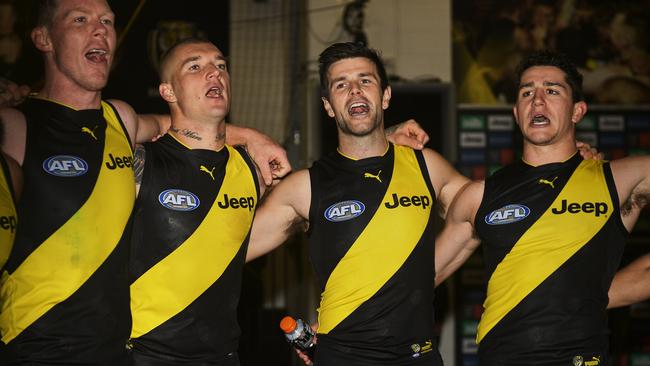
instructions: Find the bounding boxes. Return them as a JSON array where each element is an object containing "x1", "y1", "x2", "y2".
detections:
[
  {"x1": 61, "y1": 7, "x2": 114, "y2": 19},
  {"x1": 330, "y1": 72, "x2": 378, "y2": 85},
  {"x1": 180, "y1": 54, "x2": 227, "y2": 68},
  {"x1": 519, "y1": 81, "x2": 567, "y2": 90}
]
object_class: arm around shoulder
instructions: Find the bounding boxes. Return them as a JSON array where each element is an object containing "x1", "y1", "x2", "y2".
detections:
[{"x1": 226, "y1": 124, "x2": 291, "y2": 186}]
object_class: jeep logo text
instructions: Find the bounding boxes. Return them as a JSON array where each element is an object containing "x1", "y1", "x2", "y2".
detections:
[{"x1": 384, "y1": 193, "x2": 430, "y2": 209}]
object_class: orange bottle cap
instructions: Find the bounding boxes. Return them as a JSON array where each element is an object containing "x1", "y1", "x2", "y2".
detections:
[{"x1": 280, "y1": 316, "x2": 297, "y2": 333}]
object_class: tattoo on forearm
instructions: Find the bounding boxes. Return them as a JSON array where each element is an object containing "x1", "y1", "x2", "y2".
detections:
[
  {"x1": 169, "y1": 127, "x2": 203, "y2": 141},
  {"x1": 385, "y1": 125, "x2": 396, "y2": 135},
  {"x1": 133, "y1": 145, "x2": 146, "y2": 185}
]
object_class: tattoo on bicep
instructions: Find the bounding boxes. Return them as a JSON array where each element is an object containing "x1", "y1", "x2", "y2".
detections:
[{"x1": 133, "y1": 145, "x2": 146, "y2": 185}]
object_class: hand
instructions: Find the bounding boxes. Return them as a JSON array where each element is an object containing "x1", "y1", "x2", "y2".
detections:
[
  {"x1": 246, "y1": 132, "x2": 292, "y2": 186},
  {"x1": 576, "y1": 140, "x2": 603, "y2": 160},
  {"x1": 0, "y1": 77, "x2": 30, "y2": 107},
  {"x1": 295, "y1": 322, "x2": 318, "y2": 366},
  {"x1": 385, "y1": 119, "x2": 430, "y2": 150}
]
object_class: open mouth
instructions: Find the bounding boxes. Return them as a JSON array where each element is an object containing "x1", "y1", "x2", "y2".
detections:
[
  {"x1": 348, "y1": 101, "x2": 369, "y2": 116},
  {"x1": 206, "y1": 86, "x2": 223, "y2": 98},
  {"x1": 531, "y1": 114, "x2": 550, "y2": 126},
  {"x1": 85, "y1": 48, "x2": 108, "y2": 63}
]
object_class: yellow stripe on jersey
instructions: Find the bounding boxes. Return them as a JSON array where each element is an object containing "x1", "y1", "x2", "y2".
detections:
[
  {"x1": 0, "y1": 158, "x2": 16, "y2": 269},
  {"x1": 0, "y1": 102, "x2": 135, "y2": 343},
  {"x1": 130, "y1": 145, "x2": 256, "y2": 338},
  {"x1": 317, "y1": 145, "x2": 432, "y2": 334},
  {"x1": 476, "y1": 159, "x2": 612, "y2": 343}
]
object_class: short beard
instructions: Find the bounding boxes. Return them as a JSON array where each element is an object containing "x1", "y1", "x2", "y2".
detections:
[{"x1": 336, "y1": 116, "x2": 381, "y2": 137}]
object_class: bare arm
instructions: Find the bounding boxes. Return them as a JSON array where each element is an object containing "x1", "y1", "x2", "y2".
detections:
[
  {"x1": 610, "y1": 155, "x2": 650, "y2": 231},
  {"x1": 0, "y1": 108, "x2": 27, "y2": 164},
  {"x1": 226, "y1": 125, "x2": 291, "y2": 186},
  {"x1": 246, "y1": 170, "x2": 310, "y2": 262},
  {"x1": 3, "y1": 152, "x2": 22, "y2": 200},
  {"x1": 422, "y1": 148, "x2": 471, "y2": 219},
  {"x1": 609, "y1": 254, "x2": 650, "y2": 308},
  {"x1": 435, "y1": 181, "x2": 483, "y2": 286}
]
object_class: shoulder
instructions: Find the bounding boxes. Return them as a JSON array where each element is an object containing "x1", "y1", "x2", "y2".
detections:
[
  {"x1": 421, "y1": 146, "x2": 469, "y2": 190},
  {"x1": 106, "y1": 99, "x2": 138, "y2": 137},
  {"x1": 0, "y1": 107, "x2": 27, "y2": 164},
  {"x1": 451, "y1": 179, "x2": 485, "y2": 222},
  {"x1": 2, "y1": 152, "x2": 22, "y2": 199},
  {"x1": 610, "y1": 155, "x2": 650, "y2": 199}
]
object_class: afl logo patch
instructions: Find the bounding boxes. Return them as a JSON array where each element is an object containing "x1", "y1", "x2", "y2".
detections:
[
  {"x1": 158, "y1": 189, "x2": 200, "y2": 211},
  {"x1": 42, "y1": 155, "x2": 89, "y2": 177},
  {"x1": 324, "y1": 200, "x2": 365, "y2": 222},
  {"x1": 485, "y1": 204, "x2": 530, "y2": 225}
]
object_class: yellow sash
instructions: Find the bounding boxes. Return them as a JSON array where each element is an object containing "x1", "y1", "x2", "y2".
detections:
[
  {"x1": 477, "y1": 160, "x2": 611, "y2": 343},
  {"x1": 318, "y1": 146, "x2": 432, "y2": 334},
  {"x1": 0, "y1": 102, "x2": 135, "y2": 343},
  {"x1": 130, "y1": 145, "x2": 256, "y2": 338}
]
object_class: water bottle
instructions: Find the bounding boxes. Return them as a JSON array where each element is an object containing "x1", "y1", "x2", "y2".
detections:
[{"x1": 280, "y1": 316, "x2": 316, "y2": 362}]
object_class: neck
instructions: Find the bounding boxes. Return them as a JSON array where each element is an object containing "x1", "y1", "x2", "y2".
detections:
[
  {"x1": 522, "y1": 139, "x2": 577, "y2": 166},
  {"x1": 337, "y1": 127, "x2": 389, "y2": 160},
  {"x1": 168, "y1": 115, "x2": 226, "y2": 151},
  {"x1": 38, "y1": 73, "x2": 102, "y2": 110}
]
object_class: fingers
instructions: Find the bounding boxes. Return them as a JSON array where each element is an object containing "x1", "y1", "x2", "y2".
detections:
[
  {"x1": 271, "y1": 153, "x2": 292, "y2": 179},
  {"x1": 0, "y1": 78, "x2": 29, "y2": 107},
  {"x1": 259, "y1": 160, "x2": 273, "y2": 186},
  {"x1": 295, "y1": 349, "x2": 313, "y2": 366},
  {"x1": 392, "y1": 133, "x2": 424, "y2": 150}
]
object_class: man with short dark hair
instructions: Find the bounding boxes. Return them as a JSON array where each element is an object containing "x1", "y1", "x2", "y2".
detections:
[
  {"x1": 246, "y1": 42, "x2": 471, "y2": 365},
  {"x1": 435, "y1": 50, "x2": 650, "y2": 365}
]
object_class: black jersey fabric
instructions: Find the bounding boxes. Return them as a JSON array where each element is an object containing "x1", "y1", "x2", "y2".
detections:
[
  {"x1": 308, "y1": 144, "x2": 441, "y2": 365},
  {"x1": 128, "y1": 134, "x2": 259, "y2": 365},
  {"x1": 0, "y1": 153, "x2": 17, "y2": 271},
  {"x1": 1, "y1": 97, "x2": 134, "y2": 365},
  {"x1": 475, "y1": 153, "x2": 627, "y2": 365}
]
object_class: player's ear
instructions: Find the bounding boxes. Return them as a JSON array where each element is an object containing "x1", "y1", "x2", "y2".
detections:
[
  {"x1": 571, "y1": 101, "x2": 587, "y2": 124},
  {"x1": 381, "y1": 86, "x2": 391, "y2": 110},
  {"x1": 159, "y1": 83, "x2": 177, "y2": 103},
  {"x1": 322, "y1": 97, "x2": 335, "y2": 118},
  {"x1": 31, "y1": 26, "x2": 53, "y2": 52}
]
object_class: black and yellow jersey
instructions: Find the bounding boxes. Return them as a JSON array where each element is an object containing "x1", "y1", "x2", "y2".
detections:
[
  {"x1": 475, "y1": 153, "x2": 627, "y2": 365},
  {"x1": 129, "y1": 134, "x2": 259, "y2": 364},
  {"x1": 1, "y1": 97, "x2": 134, "y2": 364},
  {"x1": 308, "y1": 144, "x2": 441, "y2": 365},
  {"x1": 0, "y1": 154, "x2": 17, "y2": 271}
]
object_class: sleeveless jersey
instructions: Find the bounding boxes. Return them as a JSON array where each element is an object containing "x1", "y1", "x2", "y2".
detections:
[
  {"x1": 0, "y1": 154, "x2": 17, "y2": 270},
  {"x1": 129, "y1": 134, "x2": 259, "y2": 364},
  {"x1": 0, "y1": 97, "x2": 135, "y2": 365},
  {"x1": 474, "y1": 153, "x2": 627, "y2": 365},
  {"x1": 308, "y1": 144, "x2": 441, "y2": 365}
]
